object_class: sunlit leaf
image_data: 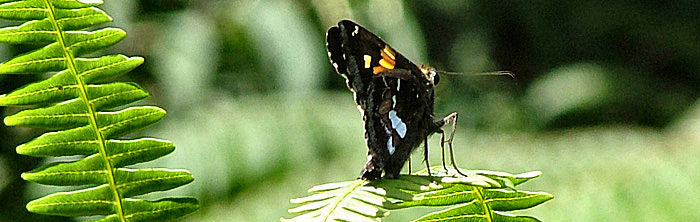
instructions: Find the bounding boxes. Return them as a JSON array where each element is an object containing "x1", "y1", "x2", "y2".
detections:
[{"x1": 284, "y1": 168, "x2": 552, "y2": 221}]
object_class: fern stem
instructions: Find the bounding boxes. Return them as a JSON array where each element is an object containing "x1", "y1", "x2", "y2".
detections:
[
  {"x1": 323, "y1": 180, "x2": 365, "y2": 222},
  {"x1": 473, "y1": 187, "x2": 492, "y2": 222},
  {"x1": 43, "y1": 1, "x2": 126, "y2": 221}
]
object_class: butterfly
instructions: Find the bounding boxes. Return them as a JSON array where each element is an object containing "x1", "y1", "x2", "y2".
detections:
[{"x1": 325, "y1": 20, "x2": 461, "y2": 180}]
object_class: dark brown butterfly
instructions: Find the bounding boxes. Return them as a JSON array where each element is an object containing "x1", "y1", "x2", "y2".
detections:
[{"x1": 326, "y1": 20, "x2": 460, "y2": 180}]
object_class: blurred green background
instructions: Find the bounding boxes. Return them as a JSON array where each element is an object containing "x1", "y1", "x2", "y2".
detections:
[{"x1": 1, "y1": 0, "x2": 699, "y2": 221}]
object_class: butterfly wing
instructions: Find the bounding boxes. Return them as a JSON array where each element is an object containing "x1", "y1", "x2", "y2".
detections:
[
  {"x1": 326, "y1": 20, "x2": 437, "y2": 180},
  {"x1": 363, "y1": 70, "x2": 435, "y2": 179},
  {"x1": 326, "y1": 20, "x2": 426, "y2": 109}
]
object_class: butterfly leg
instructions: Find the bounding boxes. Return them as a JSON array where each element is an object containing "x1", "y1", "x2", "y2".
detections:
[
  {"x1": 434, "y1": 112, "x2": 467, "y2": 177},
  {"x1": 423, "y1": 138, "x2": 433, "y2": 180},
  {"x1": 440, "y1": 132, "x2": 448, "y2": 171},
  {"x1": 408, "y1": 155, "x2": 412, "y2": 175}
]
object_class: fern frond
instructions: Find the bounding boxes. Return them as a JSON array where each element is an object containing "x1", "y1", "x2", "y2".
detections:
[
  {"x1": 283, "y1": 168, "x2": 552, "y2": 222},
  {"x1": 0, "y1": 0, "x2": 198, "y2": 220},
  {"x1": 283, "y1": 180, "x2": 393, "y2": 222}
]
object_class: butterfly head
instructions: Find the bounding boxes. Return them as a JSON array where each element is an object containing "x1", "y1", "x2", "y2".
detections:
[{"x1": 419, "y1": 65, "x2": 439, "y2": 86}]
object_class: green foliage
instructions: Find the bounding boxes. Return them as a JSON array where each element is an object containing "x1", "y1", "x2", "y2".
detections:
[
  {"x1": 283, "y1": 167, "x2": 552, "y2": 222},
  {"x1": 0, "y1": 0, "x2": 198, "y2": 221}
]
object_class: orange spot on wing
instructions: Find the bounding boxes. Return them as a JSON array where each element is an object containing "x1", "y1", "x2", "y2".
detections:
[
  {"x1": 373, "y1": 66, "x2": 387, "y2": 74},
  {"x1": 379, "y1": 59, "x2": 395, "y2": 69},
  {"x1": 380, "y1": 48, "x2": 396, "y2": 67},
  {"x1": 382, "y1": 46, "x2": 396, "y2": 60},
  {"x1": 373, "y1": 46, "x2": 397, "y2": 74}
]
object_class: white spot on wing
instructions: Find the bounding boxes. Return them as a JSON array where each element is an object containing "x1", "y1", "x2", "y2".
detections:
[
  {"x1": 389, "y1": 110, "x2": 407, "y2": 138},
  {"x1": 397, "y1": 79, "x2": 401, "y2": 91},
  {"x1": 352, "y1": 25, "x2": 359, "y2": 36},
  {"x1": 387, "y1": 137, "x2": 395, "y2": 155}
]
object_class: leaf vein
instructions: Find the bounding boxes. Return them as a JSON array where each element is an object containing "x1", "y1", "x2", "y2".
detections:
[
  {"x1": 0, "y1": 8, "x2": 47, "y2": 13},
  {"x1": 0, "y1": 85, "x2": 77, "y2": 100},
  {"x1": 78, "y1": 57, "x2": 131, "y2": 78},
  {"x1": 419, "y1": 190, "x2": 475, "y2": 200},
  {"x1": 2, "y1": 57, "x2": 65, "y2": 69},
  {"x1": 0, "y1": 31, "x2": 54, "y2": 37},
  {"x1": 31, "y1": 170, "x2": 107, "y2": 177},
  {"x1": 124, "y1": 204, "x2": 192, "y2": 219},
  {"x1": 56, "y1": 14, "x2": 104, "y2": 27},
  {"x1": 116, "y1": 174, "x2": 190, "y2": 189},
  {"x1": 108, "y1": 144, "x2": 171, "y2": 159},
  {"x1": 485, "y1": 195, "x2": 538, "y2": 203},
  {"x1": 66, "y1": 29, "x2": 119, "y2": 51},
  {"x1": 13, "y1": 113, "x2": 89, "y2": 120},
  {"x1": 421, "y1": 214, "x2": 485, "y2": 222},
  {"x1": 99, "y1": 111, "x2": 161, "y2": 132},
  {"x1": 21, "y1": 140, "x2": 99, "y2": 152},
  {"x1": 30, "y1": 200, "x2": 113, "y2": 208},
  {"x1": 90, "y1": 89, "x2": 141, "y2": 105},
  {"x1": 322, "y1": 180, "x2": 364, "y2": 221}
]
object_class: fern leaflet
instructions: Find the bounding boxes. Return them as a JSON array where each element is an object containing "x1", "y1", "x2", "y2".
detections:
[{"x1": 284, "y1": 168, "x2": 552, "y2": 222}]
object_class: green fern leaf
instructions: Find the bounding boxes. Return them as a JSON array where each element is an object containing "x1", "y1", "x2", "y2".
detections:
[
  {"x1": 283, "y1": 180, "x2": 393, "y2": 221},
  {"x1": 284, "y1": 168, "x2": 552, "y2": 222},
  {"x1": 0, "y1": 0, "x2": 198, "y2": 220}
]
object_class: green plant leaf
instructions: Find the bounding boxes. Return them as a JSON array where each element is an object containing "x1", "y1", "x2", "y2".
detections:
[
  {"x1": 283, "y1": 168, "x2": 552, "y2": 222},
  {"x1": 0, "y1": 0, "x2": 198, "y2": 220},
  {"x1": 283, "y1": 180, "x2": 393, "y2": 222}
]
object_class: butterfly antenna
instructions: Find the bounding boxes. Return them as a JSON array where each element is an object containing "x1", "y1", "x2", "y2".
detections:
[{"x1": 437, "y1": 70, "x2": 515, "y2": 78}]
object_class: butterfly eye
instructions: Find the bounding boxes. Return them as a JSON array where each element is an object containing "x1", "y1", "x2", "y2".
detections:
[{"x1": 432, "y1": 72, "x2": 440, "y2": 85}]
